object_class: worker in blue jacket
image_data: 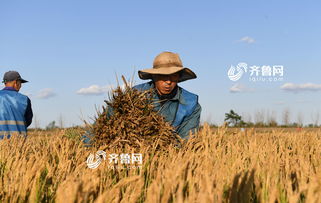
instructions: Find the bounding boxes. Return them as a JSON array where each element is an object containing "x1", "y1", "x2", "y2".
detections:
[
  {"x1": 135, "y1": 51, "x2": 201, "y2": 139},
  {"x1": 0, "y1": 71, "x2": 33, "y2": 139},
  {"x1": 82, "y1": 52, "x2": 201, "y2": 145}
]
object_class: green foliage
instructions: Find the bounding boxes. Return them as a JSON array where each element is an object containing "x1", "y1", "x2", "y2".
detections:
[
  {"x1": 46, "y1": 121, "x2": 58, "y2": 130},
  {"x1": 224, "y1": 110, "x2": 246, "y2": 127}
]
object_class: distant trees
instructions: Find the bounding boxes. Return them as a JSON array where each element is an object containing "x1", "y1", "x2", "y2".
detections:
[
  {"x1": 46, "y1": 121, "x2": 58, "y2": 130},
  {"x1": 35, "y1": 114, "x2": 65, "y2": 130},
  {"x1": 223, "y1": 109, "x2": 320, "y2": 128},
  {"x1": 224, "y1": 110, "x2": 246, "y2": 127}
]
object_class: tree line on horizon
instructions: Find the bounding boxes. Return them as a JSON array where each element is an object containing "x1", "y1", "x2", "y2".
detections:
[{"x1": 223, "y1": 109, "x2": 320, "y2": 128}]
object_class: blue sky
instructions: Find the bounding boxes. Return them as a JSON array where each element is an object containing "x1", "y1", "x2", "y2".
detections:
[{"x1": 1, "y1": 0, "x2": 321, "y2": 127}]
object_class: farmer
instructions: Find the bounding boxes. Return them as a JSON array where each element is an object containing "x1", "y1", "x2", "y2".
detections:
[
  {"x1": 134, "y1": 51, "x2": 201, "y2": 139},
  {"x1": 82, "y1": 52, "x2": 201, "y2": 146},
  {"x1": 0, "y1": 71, "x2": 33, "y2": 139}
]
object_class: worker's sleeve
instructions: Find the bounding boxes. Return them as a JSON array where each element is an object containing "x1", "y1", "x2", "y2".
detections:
[
  {"x1": 176, "y1": 103, "x2": 201, "y2": 139},
  {"x1": 24, "y1": 98, "x2": 33, "y2": 127}
]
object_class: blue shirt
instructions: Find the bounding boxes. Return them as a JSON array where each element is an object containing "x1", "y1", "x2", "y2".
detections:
[
  {"x1": 134, "y1": 82, "x2": 201, "y2": 139},
  {"x1": 82, "y1": 83, "x2": 201, "y2": 146},
  {"x1": 2, "y1": 87, "x2": 33, "y2": 127}
]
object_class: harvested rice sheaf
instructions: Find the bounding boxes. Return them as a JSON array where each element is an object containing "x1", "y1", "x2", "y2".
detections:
[{"x1": 92, "y1": 79, "x2": 181, "y2": 151}]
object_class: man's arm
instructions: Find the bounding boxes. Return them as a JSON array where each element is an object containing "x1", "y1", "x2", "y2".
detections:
[
  {"x1": 176, "y1": 103, "x2": 201, "y2": 139},
  {"x1": 24, "y1": 98, "x2": 33, "y2": 127}
]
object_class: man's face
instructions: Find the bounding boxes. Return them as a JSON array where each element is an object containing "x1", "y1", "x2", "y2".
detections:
[{"x1": 153, "y1": 73, "x2": 179, "y2": 95}]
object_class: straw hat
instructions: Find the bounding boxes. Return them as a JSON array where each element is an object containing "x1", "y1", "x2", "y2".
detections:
[{"x1": 138, "y1": 52, "x2": 197, "y2": 82}]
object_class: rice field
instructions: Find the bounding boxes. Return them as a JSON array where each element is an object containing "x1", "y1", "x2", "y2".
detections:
[{"x1": 0, "y1": 125, "x2": 320, "y2": 203}]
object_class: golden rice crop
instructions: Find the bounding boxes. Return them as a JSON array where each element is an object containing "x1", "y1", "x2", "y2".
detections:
[{"x1": 0, "y1": 126, "x2": 320, "y2": 203}]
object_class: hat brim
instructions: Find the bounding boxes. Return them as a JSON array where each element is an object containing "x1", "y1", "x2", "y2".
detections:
[
  {"x1": 138, "y1": 67, "x2": 197, "y2": 82},
  {"x1": 19, "y1": 79, "x2": 28, "y2": 83}
]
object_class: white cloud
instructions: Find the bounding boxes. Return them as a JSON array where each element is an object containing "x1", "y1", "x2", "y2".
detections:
[
  {"x1": 239, "y1": 36, "x2": 255, "y2": 44},
  {"x1": 36, "y1": 88, "x2": 56, "y2": 99},
  {"x1": 280, "y1": 83, "x2": 321, "y2": 93},
  {"x1": 229, "y1": 83, "x2": 253, "y2": 93},
  {"x1": 76, "y1": 85, "x2": 112, "y2": 96}
]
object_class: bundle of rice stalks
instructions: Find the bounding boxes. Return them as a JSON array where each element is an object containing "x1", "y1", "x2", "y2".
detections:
[{"x1": 92, "y1": 77, "x2": 181, "y2": 151}]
